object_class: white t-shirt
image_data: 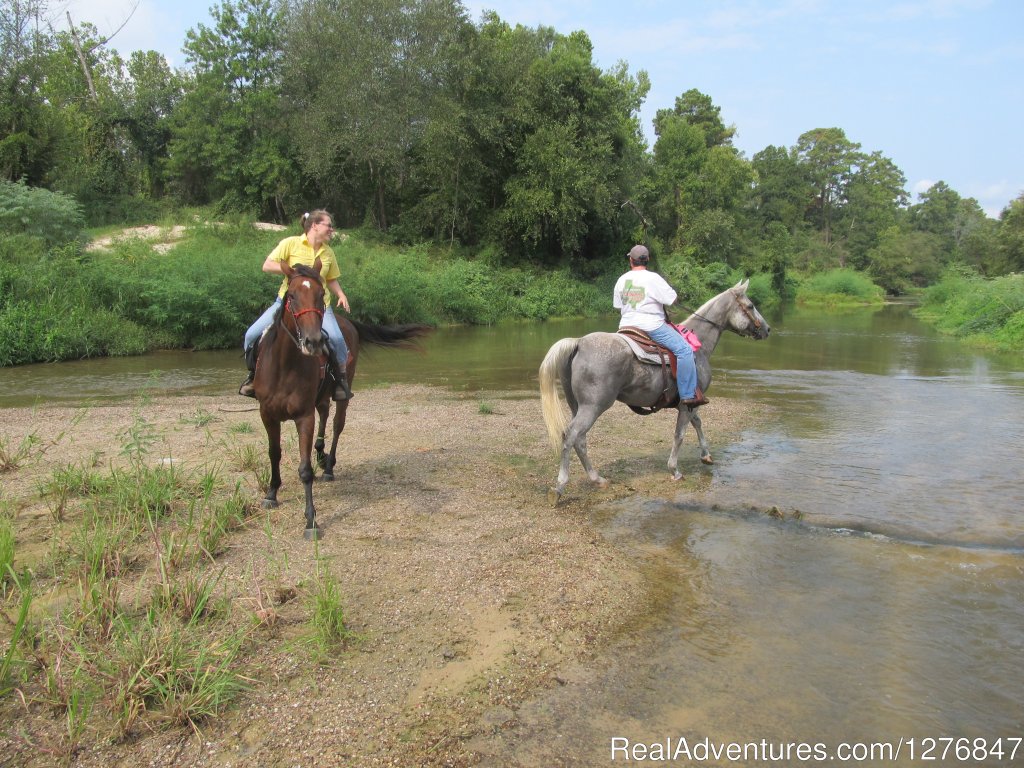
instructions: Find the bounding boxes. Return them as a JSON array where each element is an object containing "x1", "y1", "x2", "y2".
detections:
[{"x1": 613, "y1": 268, "x2": 676, "y2": 331}]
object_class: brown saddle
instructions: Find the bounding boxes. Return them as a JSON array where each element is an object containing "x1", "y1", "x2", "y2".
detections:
[{"x1": 616, "y1": 327, "x2": 679, "y2": 415}]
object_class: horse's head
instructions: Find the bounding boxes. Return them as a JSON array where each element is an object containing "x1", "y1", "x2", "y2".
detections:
[
  {"x1": 726, "y1": 279, "x2": 770, "y2": 340},
  {"x1": 280, "y1": 258, "x2": 327, "y2": 356}
]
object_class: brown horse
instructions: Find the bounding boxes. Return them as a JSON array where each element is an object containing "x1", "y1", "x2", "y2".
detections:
[{"x1": 253, "y1": 260, "x2": 430, "y2": 538}]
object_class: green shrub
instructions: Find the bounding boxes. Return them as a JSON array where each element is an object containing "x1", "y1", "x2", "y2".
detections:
[
  {"x1": 920, "y1": 269, "x2": 1024, "y2": 349},
  {"x1": 796, "y1": 268, "x2": 884, "y2": 306},
  {"x1": 0, "y1": 179, "x2": 85, "y2": 248}
]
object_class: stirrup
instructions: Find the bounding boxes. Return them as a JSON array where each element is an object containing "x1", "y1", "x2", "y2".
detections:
[
  {"x1": 238, "y1": 372, "x2": 256, "y2": 398},
  {"x1": 332, "y1": 379, "x2": 353, "y2": 401}
]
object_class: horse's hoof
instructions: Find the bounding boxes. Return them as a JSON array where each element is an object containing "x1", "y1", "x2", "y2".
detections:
[
  {"x1": 261, "y1": 499, "x2": 279, "y2": 509},
  {"x1": 594, "y1": 477, "x2": 609, "y2": 489},
  {"x1": 303, "y1": 525, "x2": 322, "y2": 541},
  {"x1": 547, "y1": 487, "x2": 562, "y2": 507},
  {"x1": 321, "y1": 472, "x2": 334, "y2": 482},
  {"x1": 671, "y1": 471, "x2": 684, "y2": 482},
  {"x1": 701, "y1": 456, "x2": 714, "y2": 465}
]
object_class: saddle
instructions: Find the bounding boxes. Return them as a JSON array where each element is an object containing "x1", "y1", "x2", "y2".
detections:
[{"x1": 616, "y1": 327, "x2": 680, "y2": 415}]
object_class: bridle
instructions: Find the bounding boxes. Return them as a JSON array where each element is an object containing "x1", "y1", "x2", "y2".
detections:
[
  {"x1": 734, "y1": 292, "x2": 763, "y2": 332},
  {"x1": 280, "y1": 274, "x2": 325, "y2": 350},
  {"x1": 675, "y1": 289, "x2": 762, "y2": 333}
]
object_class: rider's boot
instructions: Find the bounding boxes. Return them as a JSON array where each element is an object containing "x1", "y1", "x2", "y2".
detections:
[
  {"x1": 329, "y1": 353, "x2": 353, "y2": 401},
  {"x1": 238, "y1": 344, "x2": 258, "y2": 398},
  {"x1": 682, "y1": 386, "x2": 709, "y2": 408}
]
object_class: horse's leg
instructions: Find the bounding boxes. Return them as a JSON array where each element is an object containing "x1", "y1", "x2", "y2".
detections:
[
  {"x1": 322, "y1": 400, "x2": 349, "y2": 482},
  {"x1": 315, "y1": 400, "x2": 330, "y2": 473},
  {"x1": 667, "y1": 406, "x2": 712, "y2": 481},
  {"x1": 295, "y1": 415, "x2": 319, "y2": 539},
  {"x1": 550, "y1": 404, "x2": 611, "y2": 504},
  {"x1": 690, "y1": 408, "x2": 714, "y2": 465},
  {"x1": 262, "y1": 417, "x2": 282, "y2": 508}
]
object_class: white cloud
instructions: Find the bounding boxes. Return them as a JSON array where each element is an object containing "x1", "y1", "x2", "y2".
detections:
[{"x1": 912, "y1": 179, "x2": 936, "y2": 197}]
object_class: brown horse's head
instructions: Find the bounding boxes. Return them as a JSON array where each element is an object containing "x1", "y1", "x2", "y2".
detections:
[{"x1": 280, "y1": 258, "x2": 327, "y2": 357}]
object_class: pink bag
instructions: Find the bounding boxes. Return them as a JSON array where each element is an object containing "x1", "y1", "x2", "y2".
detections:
[{"x1": 672, "y1": 323, "x2": 702, "y2": 351}]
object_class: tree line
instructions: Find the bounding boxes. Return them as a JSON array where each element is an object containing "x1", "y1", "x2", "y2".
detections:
[{"x1": 3, "y1": 0, "x2": 1023, "y2": 293}]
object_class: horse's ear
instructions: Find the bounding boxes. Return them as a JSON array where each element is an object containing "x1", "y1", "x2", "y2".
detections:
[
  {"x1": 314, "y1": 257, "x2": 322, "y2": 274},
  {"x1": 736, "y1": 278, "x2": 749, "y2": 292},
  {"x1": 281, "y1": 261, "x2": 294, "y2": 278}
]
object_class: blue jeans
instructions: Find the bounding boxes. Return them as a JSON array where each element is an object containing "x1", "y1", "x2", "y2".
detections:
[
  {"x1": 243, "y1": 298, "x2": 349, "y2": 365},
  {"x1": 646, "y1": 323, "x2": 697, "y2": 399}
]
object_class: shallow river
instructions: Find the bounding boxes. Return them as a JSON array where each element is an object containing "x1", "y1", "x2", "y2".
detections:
[{"x1": 2, "y1": 303, "x2": 1022, "y2": 764}]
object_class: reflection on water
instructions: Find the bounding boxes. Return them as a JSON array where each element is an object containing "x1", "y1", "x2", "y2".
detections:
[
  {"x1": 3, "y1": 303, "x2": 1023, "y2": 763},
  {"x1": 490, "y1": 505, "x2": 1024, "y2": 766}
]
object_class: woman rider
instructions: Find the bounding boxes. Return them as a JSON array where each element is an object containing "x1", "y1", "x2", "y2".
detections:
[{"x1": 239, "y1": 209, "x2": 353, "y2": 401}]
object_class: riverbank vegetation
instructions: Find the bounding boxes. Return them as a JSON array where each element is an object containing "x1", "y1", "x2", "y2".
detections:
[
  {"x1": 2, "y1": 0, "x2": 1023, "y2": 363},
  {"x1": 916, "y1": 268, "x2": 1024, "y2": 352}
]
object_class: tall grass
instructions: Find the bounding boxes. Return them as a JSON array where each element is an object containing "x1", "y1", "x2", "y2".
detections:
[
  {"x1": 796, "y1": 268, "x2": 885, "y2": 306},
  {"x1": 918, "y1": 268, "x2": 1024, "y2": 350},
  {"x1": 2, "y1": 221, "x2": 616, "y2": 365}
]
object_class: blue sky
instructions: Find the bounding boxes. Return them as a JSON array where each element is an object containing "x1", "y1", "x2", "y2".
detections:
[{"x1": 57, "y1": 0, "x2": 1023, "y2": 217}]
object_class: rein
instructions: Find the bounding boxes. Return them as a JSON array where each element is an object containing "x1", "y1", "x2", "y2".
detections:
[
  {"x1": 278, "y1": 276, "x2": 325, "y2": 352},
  {"x1": 674, "y1": 289, "x2": 761, "y2": 332}
]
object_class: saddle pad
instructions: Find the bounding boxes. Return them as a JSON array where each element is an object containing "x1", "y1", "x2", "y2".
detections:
[{"x1": 616, "y1": 334, "x2": 668, "y2": 365}]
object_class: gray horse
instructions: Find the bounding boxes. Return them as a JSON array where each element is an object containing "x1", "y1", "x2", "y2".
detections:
[{"x1": 539, "y1": 279, "x2": 770, "y2": 503}]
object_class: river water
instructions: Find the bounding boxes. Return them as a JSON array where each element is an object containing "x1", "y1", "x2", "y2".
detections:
[{"x1": 2, "y1": 303, "x2": 1022, "y2": 764}]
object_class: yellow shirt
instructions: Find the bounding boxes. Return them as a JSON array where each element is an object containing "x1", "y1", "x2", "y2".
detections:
[{"x1": 269, "y1": 235, "x2": 342, "y2": 307}]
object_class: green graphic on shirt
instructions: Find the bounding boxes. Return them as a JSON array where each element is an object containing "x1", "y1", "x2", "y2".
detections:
[{"x1": 621, "y1": 279, "x2": 646, "y2": 309}]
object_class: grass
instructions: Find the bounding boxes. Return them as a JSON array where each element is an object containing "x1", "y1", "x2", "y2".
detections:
[
  {"x1": 303, "y1": 551, "x2": 355, "y2": 661},
  {"x1": 918, "y1": 269, "x2": 1024, "y2": 351},
  {"x1": 0, "y1": 431, "x2": 45, "y2": 472},
  {"x1": 0, "y1": 413, "x2": 316, "y2": 752},
  {"x1": 180, "y1": 407, "x2": 217, "y2": 427}
]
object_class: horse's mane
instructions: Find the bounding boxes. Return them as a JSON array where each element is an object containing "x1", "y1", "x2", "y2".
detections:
[{"x1": 290, "y1": 264, "x2": 322, "y2": 282}]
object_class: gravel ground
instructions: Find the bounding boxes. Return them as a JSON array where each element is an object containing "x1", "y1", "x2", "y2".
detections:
[{"x1": 0, "y1": 384, "x2": 758, "y2": 767}]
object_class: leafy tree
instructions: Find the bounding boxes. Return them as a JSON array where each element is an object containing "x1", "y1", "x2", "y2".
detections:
[
  {"x1": 117, "y1": 51, "x2": 184, "y2": 198},
  {"x1": 867, "y1": 227, "x2": 943, "y2": 294},
  {"x1": 907, "y1": 181, "x2": 999, "y2": 270},
  {"x1": 497, "y1": 29, "x2": 648, "y2": 263},
  {"x1": 169, "y1": 0, "x2": 297, "y2": 218},
  {"x1": 283, "y1": 0, "x2": 460, "y2": 230},
  {"x1": 841, "y1": 150, "x2": 907, "y2": 268},
  {"x1": 794, "y1": 127, "x2": 860, "y2": 253},
  {"x1": 750, "y1": 144, "x2": 810, "y2": 236},
  {"x1": 996, "y1": 193, "x2": 1024, "y2": 274},
  {"x1": 40, "y1": 21, "x2": 149, "y2": 219},
  {"x1": 668, "y1": 88, "x2": 735, "y2": 148},
  {"x1": 0, "y1": 0, "x2": 58, "y2": 184},
  {"x1": 649, "y1": 90, "x2": 750, "y2": 264}
]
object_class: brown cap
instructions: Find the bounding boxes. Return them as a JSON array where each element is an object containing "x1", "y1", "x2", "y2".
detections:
[{"x1": 627, "y1": 244, "x2": 649, "y2": 260}]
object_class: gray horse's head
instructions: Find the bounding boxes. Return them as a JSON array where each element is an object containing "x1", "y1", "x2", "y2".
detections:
[{"x1": 727, "y1": 279, "x2": 770, "y2": 340}]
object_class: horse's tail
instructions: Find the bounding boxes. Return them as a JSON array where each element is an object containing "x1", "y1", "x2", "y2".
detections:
[
  {"x1": 350, "y1": 319, "x2": 433, "y2": 349},
  {"x1": 539, "y1": 337, "x2": 579, "y2": 453}
]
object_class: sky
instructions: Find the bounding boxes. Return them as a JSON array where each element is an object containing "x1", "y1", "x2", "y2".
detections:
[{"x1": 54, "y1": 0, "x2": 1023, "y2": 217}]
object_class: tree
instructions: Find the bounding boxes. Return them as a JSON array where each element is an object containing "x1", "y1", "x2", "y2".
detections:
[
  {"x1": 841, "y1": 150, "x2": 907, "y2": 268},
  {"x1": 118, "y1": 51, "x2": 183, "y2": 197},
  {"x1": 0, "y1": 0, "x2": 58, "y2": 184},
  {"x1": 667, "y1": 88, "x2": 735, "y2": 148},
  {"x1": 168, "y1": 0, "x2": 296, "y2": 217},
  {"x1": 996, "y1": 193, "x2": 1024, "y2": 274},
  {"x1": 867, "y1": 227, "x2": 943, "y2": 294},
  {"x1": 907, "y1": 181, "x2": 996, "y2": 269},
  {"x1": 750, "y1": 144, "x2": 810, "y2": 236},
  {"x1": 648, "y1": 90, "x2": 750, "y2": 264},
  {"x1": 497, "y1": 29, "x2": 648, "y2": 262},
  {"x1": 794, "y1": 127, "x2": 860, "y2": 252}
]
